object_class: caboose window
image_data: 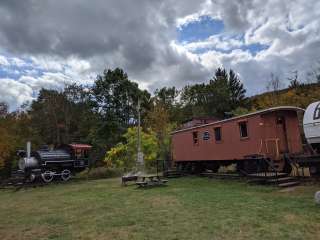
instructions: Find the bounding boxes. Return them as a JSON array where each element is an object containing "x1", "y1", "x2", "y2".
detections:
[
  {"x1": 214, "y1": 127, "x2": 222, "y2": 141},
  {"x1": 239, "y1": 121, "x2": 248, "y2": 138},
  {"x1": 192, "y1": 131, "x2": 198, "y2": 145},
  {"x1": 203, "y1": 131, "x2": 210, "y2": 140}
]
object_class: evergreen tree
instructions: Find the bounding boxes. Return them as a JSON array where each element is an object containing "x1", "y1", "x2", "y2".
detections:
[{"x1": 181, "y1": 67, "x2": 247, "y2": 118}]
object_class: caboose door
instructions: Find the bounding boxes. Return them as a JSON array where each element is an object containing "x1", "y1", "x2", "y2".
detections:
[{"x1": 276, "y1": 116, "x2": 289, "y2": 153}]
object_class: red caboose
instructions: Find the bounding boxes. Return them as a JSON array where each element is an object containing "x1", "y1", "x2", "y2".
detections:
[{"x1": 171, "y1": 106, "x2": 304, "y2": 174}]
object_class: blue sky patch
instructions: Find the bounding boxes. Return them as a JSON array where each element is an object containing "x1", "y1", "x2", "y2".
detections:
[
  {"x1": 0, "y1": 67, "x2": 20, "y2": 79},
  {"x1": 0, "y1": 62, "x2": 44, "y2": 80},
  {"x1": 177, "y1": 16, "x2": 224, "y2": 43},
  {"x1": 242, "y1": 43, "x2": 269, "y2": 55},
  {"x1": 178, "y1": 17, "x2": 269, "y2": 56}
]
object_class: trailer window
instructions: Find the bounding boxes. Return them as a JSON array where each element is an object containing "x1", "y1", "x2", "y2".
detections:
[
  {"x1": 314, "y1": 103, "x2": 320, "y2": 120},
  {"x1": 214, "y1": 127, "x2": 222, "y2": 141},
  {"x1": 239, "y1": 121, "x2": 248, "y2": 138},
  {"x1": 192, "y1": 131, "x2": 198, "y2": 145}
]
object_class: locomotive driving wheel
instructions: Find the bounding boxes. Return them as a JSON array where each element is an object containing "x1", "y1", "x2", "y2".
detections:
[
  {"x1": 41, "y1": 171, "x2": 54, "y2": 183},
  {"x1": 28, "y1": 173, "x2": 36, "y2": 183},
  {"x1": 61, "y1": 169, "x2": 71, "y2": 181}
]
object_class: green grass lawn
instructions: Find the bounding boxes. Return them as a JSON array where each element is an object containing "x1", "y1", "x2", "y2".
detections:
[{"x1": 0, "y1": 177, "x2": 320, "y2": 240}]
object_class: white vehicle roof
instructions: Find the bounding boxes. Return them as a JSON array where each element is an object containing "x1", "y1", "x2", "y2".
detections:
[
  {"x1": 303, "y1": 101, "x2": 320, "y2": 145},
  {"x1": 303, "y1": 101, "x2": 320, "y2": 125}
]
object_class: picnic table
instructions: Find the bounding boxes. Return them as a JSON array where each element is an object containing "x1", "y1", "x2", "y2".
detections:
[
  {"x1": 136, "y1": 174, "x2": 168, "y2": 188},
  {"x1": 121, "y1": 174, "x2": 138, "y2": 186}
]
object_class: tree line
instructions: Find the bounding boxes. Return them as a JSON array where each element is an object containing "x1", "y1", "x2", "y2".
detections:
[{"x1": 1, "y1": 66, "x2": 320, "y2": 177}]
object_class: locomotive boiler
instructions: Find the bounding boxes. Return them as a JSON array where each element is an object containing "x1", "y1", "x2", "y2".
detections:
[{"x1": 18, "y1": 143, "x2": 91, "y2": 183}]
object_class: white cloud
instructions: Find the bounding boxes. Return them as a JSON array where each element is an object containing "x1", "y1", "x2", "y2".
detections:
[
  {"x1": 10, "y1": 57, "x2": 27, "y2": 67},
  {"x1": 0, "y1": 55, "x2": 9, "y2": 66},
  {"x1": 30, "y1": 56, "x2": 65, "y2": 72},
  {"x1": 182, "y1": 35, "x2": 244, "y2": 52},
  {"x1": 0, "y1": 78, "x2": 34, "y2": 110},
  {"x1": 172, "y1": 0, "x2": 320, "y2": 94},
  {"x1": 19, "y1": 73, "x2": 70, "y2": 91},
  {"x1": 0, "y1": 0, "x2": 320, "y2": 108}
]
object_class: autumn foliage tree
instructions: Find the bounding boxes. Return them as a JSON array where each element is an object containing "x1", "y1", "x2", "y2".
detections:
[{"x1": 0, "y1": 105, "x2": 35, "y2": 177}]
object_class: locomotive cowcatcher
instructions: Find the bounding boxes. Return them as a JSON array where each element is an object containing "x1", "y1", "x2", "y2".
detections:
[{"x1": 17, "y1": 143, "x2": 92, "y2": 183}]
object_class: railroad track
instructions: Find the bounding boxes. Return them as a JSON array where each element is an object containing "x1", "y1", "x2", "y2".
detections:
[{"x1": 0, "y1": 176, "x2": 79, "y2": 191}]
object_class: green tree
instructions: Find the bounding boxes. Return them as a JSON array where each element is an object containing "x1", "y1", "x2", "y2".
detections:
[
  {"x1": 181, "y1": 68, "x2": 247, "y2": 118},
  {"x1": 29, "y1": 85, "x2": 94, "y2": 146},
  {"x1": 105, "y1": 127, "x2": 159, "y2": 170},
  {"x1": 153, "y1": 86, "x2": 183, "y2": 123},
  {"x1": 228, "y1": 69, "x2": 246, "y2": 109},
  {"x1": 92, "y1": 68, "x2": 151, "y2": 151},
  {"x1": 145, "y1": 103, "x2": 176, "y2": 161}
]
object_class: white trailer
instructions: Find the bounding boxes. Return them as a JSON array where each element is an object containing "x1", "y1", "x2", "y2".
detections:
[{"x1": 291, "y1": 101, "x2": 320, "y2": 176}]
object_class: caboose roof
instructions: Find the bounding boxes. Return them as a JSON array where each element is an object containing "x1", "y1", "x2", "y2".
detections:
[{"x1": 172, "y1": 106, "x2": 304, "y2": 134}]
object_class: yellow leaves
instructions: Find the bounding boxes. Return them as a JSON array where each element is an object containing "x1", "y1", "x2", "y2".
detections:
[
  {"x1": 104, "y1": 143, "x2": 127, "y2": 168},
  {"x1": 104, "y1": 127, "x2": 159, "y2": 169}
]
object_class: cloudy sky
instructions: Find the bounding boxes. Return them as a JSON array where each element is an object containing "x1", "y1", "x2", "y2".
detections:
[{"x1": 0, "y1": 0, "x2": 320, "y2": 110}]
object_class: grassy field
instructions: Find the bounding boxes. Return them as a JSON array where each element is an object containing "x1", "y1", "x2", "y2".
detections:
[{"x1": 0, "y1": 177, "x2": 320, "y2": 240}]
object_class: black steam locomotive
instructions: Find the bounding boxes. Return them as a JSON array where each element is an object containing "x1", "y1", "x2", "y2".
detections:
[{"x1": 17, "y1": 143, "x2": 91, "y2": 183}]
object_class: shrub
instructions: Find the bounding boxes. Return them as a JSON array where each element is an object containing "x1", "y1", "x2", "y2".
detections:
[{"x1": 77, "y1": 167, "x2": 123, "y2": 180}]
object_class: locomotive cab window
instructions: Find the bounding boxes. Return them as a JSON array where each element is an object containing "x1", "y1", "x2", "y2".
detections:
[
  {"x1": 214, "y1": 127, "x2": 222, "y2": 141},
  {"x1": 192, "y1": 131, "x2": 199, "y2": 145},
  {"x1": 239, "y1": 121, "x2": 248, "y2": 138},
  {"x1": 75, "y1": 149, "x2": 82, "y2": 159},
  {"x1": 83, "y1": 150, "x2": 89, "y2": 158}
]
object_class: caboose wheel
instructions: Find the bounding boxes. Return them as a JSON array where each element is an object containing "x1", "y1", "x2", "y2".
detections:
[
  {"x1": 61, "y1": 169, "x2": 71, "y2": 181},
  {"x1": 41, "y1": 171, "x2": 54, "y2": 183}
]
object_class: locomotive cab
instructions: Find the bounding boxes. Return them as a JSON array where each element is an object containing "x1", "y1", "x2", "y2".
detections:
[{"x1": 66, "y1": 144, "x2": 92, "y2": 168}]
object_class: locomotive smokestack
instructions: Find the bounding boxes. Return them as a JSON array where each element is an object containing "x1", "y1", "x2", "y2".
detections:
[{"x1": 27, "y1": 141, "x2": 31, "y2": 158}]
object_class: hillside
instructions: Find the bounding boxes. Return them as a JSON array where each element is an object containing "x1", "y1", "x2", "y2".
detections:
[{"x1": 249, "y1": 83, "x2": 320, "y2": 111}]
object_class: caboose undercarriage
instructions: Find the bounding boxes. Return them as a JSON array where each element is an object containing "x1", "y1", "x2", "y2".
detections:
[
  {"x1": 174, "y1": 155, "x2": 293, "y2": 176},
  {"x1": 175, "y1": 153, "x2": 320, "y2": 177}
]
